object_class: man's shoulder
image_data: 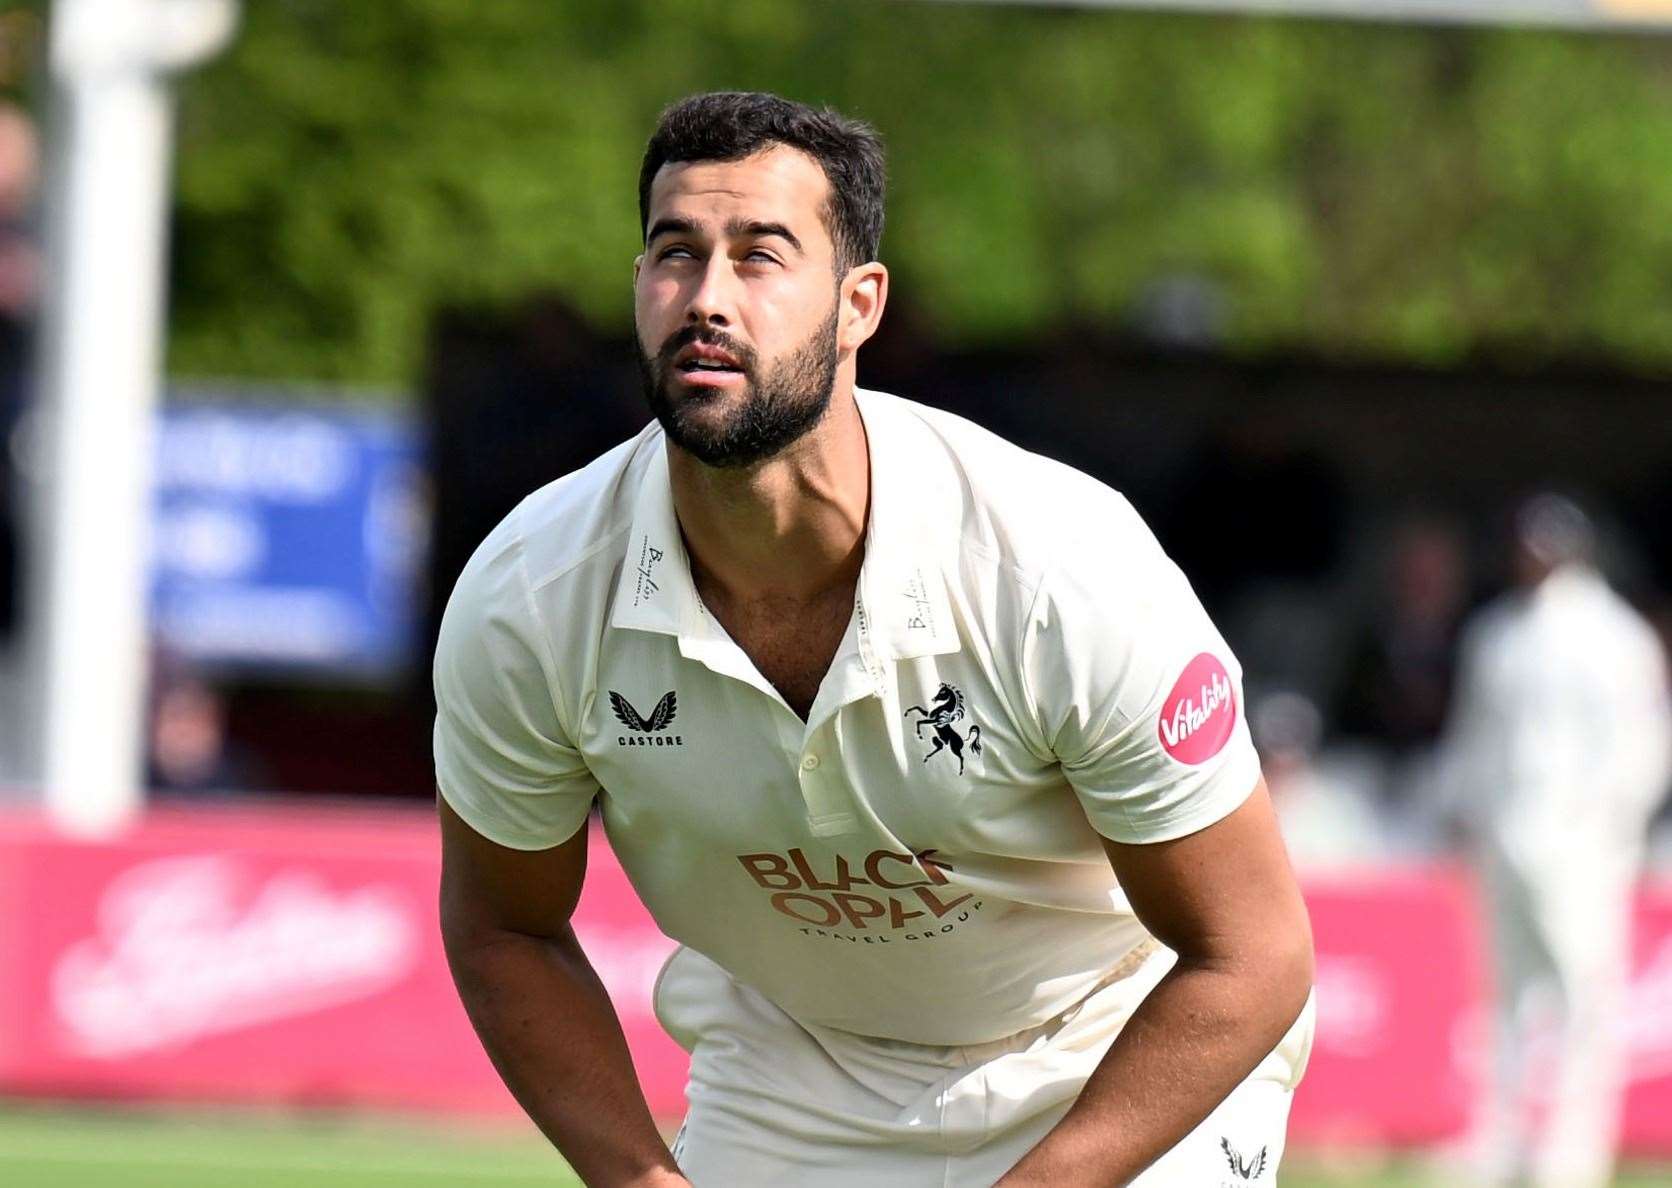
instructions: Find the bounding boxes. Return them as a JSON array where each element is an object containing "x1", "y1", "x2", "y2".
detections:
[
  {"x1": 1583, "y1": 579, "x2": 1666, "y2": 662},
  {"x1": 446, "y1": 423, "x2": 659, "y2": 623},
  {"x1": 863, "y1": 389, "x2": 1157, "y2": 584}
]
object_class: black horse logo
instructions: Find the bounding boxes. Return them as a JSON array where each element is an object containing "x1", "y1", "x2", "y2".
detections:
[{"x1": 904, "y1": 683, "x2": 983, "y2": 775}]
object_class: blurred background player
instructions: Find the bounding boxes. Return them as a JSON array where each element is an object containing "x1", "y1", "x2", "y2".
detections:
[{"x1": 1441, "y1": 492, "x2": 1672, "y2": 1188}]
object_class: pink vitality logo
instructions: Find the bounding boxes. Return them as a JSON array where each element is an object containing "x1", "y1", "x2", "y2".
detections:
[{"x1": 1158, "y1": 653, "x2": 1237, "y2": 765}]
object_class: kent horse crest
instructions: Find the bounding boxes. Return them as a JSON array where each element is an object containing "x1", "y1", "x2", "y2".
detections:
[{"x1": 904, "y1": 683, "x2": 983, "y2": 775}]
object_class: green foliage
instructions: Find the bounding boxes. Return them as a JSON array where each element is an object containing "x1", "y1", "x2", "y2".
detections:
[{"x1": 165, "y1": 0, "x2": 1672, "y2": 387}]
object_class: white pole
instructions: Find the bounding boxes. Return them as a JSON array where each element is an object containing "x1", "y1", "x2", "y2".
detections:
[{"x1": 35, "y1": 0, "x2": 236, "y2": 836}]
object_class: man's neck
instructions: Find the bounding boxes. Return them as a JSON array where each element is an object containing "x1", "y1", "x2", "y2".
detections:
[{"x1": 667, "y1": 386, "x2": 870, "y2": 606}]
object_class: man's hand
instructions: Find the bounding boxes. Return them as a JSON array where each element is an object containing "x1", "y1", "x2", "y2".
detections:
[{"x1": 995, "y1": 778, "x2": 1313, "y2": 1186}]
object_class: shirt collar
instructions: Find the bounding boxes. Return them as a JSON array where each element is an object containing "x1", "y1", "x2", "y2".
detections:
[
  {"x1": 608, "y1": 389, "x2": 961, "y2": 665},
  {"x1": 608, "y1": 435, "x2": 708, "y2": 639},
  {"x1": 852, "y1": 388, "x2": 960, "y2": 663}
]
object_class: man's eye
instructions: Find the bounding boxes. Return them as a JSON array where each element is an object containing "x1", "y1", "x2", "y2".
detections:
[
  {"x1": 743, "y1": 250, "x2": 778, "y2": 264},
  {"x1": 658, "y1": 246, "x2": 696, "y2": 261}
]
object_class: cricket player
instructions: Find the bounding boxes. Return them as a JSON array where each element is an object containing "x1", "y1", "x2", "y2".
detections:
[
  {"x1": 1443, "y1": 494, "x2": 1672, "y2": 1188},
  {"x1": 435, "y1": 91, "x2": 1316, "y2": 1187}
]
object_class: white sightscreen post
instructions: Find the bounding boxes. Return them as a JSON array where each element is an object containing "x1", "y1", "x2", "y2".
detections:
[{"x1": 35, "y1": 0, "x2": 237, "y2": 836}]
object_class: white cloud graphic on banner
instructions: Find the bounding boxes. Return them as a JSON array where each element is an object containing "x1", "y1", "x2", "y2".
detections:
[{"x1": 52, "y1": 854, "x2": 418, "y2": 1058}]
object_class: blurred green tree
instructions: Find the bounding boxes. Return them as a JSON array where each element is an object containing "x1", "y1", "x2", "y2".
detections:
[{"x1": 164, "y1": 0, "x2": 1672, "y2": 387}]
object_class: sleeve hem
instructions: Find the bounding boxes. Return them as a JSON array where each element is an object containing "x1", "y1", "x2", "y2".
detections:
[
  {"x1": 436, "y1": 777, "x2": 590, "y2": 853},
  {"x1": 1086, "y1": 748, "x2": 1262, "y2": 846}
]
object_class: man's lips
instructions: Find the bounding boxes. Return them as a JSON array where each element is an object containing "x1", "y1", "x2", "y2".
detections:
[
  {"x1": 673, "y1": 341, "x2": 745, "y2": 373},
  {"x1": 672, "y1": 365, "x2": 746, "y2": 390}
]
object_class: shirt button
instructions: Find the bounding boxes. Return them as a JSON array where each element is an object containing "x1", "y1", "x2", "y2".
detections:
[{"x1": 801, "y1": 754, "x2": 821, "y2": 771}]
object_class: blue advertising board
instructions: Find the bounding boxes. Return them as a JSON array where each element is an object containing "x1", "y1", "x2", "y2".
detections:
[{"x1": 150, "y1": 403, "x2": 427, "y2": 675}]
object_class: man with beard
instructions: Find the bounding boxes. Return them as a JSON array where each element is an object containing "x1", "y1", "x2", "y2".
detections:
[{"x1": 434, "y1": 92, "x2": 1315, "y2": 1187}]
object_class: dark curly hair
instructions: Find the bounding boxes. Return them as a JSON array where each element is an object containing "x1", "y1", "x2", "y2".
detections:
[{"x1": 638, "y1": 92, "x2": 886, "y2": 274}]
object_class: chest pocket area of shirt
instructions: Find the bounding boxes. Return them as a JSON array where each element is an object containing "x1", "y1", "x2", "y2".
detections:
[
  {"x1": 881, "y1": 672, "x2": 1061, "y2": 850},
  {"x1": 899, "y1": 680, "x2": 989, "y2": 781}
]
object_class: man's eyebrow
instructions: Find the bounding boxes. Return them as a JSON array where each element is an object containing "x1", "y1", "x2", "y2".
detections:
[
  {"x1": 726, "y1": 219, "x2": 803, "y2": 254},
  {"x1": 644, "y1": 215, "x2": 804, "y2": 255},
  {"x1": 646, "y1": 216, "x2": 698, "y2": 244}
]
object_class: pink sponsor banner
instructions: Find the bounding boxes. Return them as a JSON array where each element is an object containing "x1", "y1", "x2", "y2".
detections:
[
  {"x1": 0, "y1": 804, "x2": 683, "y2": 1115},
  {"x1": 1290, "y1": 867, "x2": 1672, "y2": 1156},
  {"x1": 1289, "y1": 865, "x2": 1486, "y2": 1147},
  {"x1": 1623, "y1": 879, "x2": 1672, "y2": 1154},
  {"x1": 1, "y1": 802, "x2": 1671, "y2": 1152}
]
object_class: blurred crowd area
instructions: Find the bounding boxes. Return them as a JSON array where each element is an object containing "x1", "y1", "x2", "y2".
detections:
[{"x1": 0, "y1": 77, "x2": 37, "y2": 784}]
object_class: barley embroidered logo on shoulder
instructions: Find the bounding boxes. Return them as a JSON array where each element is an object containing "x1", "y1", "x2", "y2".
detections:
[
  {"x1": 1158, "y1": 653, "x2": 1236, "y2": 765},
  {"x1": 611, "y1": 690, "x2": 683, "y2": 747}
]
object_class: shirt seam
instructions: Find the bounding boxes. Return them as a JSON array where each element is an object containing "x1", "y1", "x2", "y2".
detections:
[
  {"x1": 508, "y1": 501, "x2": 581, "y2": 742},
  {"x1": 525, "y1": 518, "x2": 634, "y2": 594},
  {"x1": 1023, "y1": 560, "x2": 1167, "y2": 841},
  {"x1": 958, "y1": 534, "x2": 1039, "y2": 596},
  {"x1": 1014, "y1": 564, "x2": 1055, "y2": 765}
]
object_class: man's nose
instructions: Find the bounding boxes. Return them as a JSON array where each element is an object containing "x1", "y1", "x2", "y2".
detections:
[{"x1": 685, "y1": 254, "x2": 739, "y2": 326}]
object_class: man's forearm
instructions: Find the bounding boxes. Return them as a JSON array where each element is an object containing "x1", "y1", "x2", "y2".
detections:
[
  {"x1": 995, "y1": 950, "x2": 1311, "y2": 1187},
  {"x1": 445, "y1": 924, "x2": 686, "y2": 1187}
]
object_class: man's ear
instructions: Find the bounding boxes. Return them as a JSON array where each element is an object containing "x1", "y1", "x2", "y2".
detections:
[
  {"x1": 633, "y1": 252, "x2": 644, "y2": 286},
  {"x1": 838, "y1": 262, "x2": 889, "y2": 354}
]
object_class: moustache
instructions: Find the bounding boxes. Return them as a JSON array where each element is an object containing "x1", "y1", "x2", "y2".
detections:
[{"x1": 656, "y1": 325, "x2": 758, "y2": 373}]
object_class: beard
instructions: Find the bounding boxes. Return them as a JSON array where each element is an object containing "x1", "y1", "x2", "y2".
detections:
[{"x1": 636, "y1": 307, "x2": 839, "y2": 469}]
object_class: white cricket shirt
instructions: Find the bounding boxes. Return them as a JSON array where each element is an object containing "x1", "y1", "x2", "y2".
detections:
[
  {"x1": 434, "y1": 389, "x2": 1261, "y2": 1045},
  {"x1": 1443, "y1": 563, "x2": 1672, "y2": 870}
]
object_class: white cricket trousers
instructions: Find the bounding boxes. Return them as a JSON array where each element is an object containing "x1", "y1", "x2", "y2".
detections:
[
  {"x1": 654, "y1": 944, "x2": 1316, "y2": 1187},
  {"x1": 1472, "y1": 845, "x2": 1640, "y2": 1188}
]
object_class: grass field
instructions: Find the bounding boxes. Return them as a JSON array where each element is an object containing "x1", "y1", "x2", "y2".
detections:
[{"x1": 2, "y1": 1104, "x2": 1670, "y2": 1187}]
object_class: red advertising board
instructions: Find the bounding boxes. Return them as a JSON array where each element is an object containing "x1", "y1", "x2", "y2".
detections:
[
  {"x1": 1, "y1": 803, "x2": 1670, "y2": 1153},
  {"x1": 0, "y1": 804, "x2": 682, "y2": 1115},
  {"x1": 1294, "y1": 868, "x2": 1672, "y2": 1154},
  {"x1": 1292, "y1": 866, "x2": 1487, "y2": 1147}
]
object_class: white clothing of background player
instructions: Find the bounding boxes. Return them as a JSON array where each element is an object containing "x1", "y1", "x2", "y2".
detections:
[
  {"x1": 1442, "y1": 495, "x2": 1672, "y2": 1188},
  {"x1": 435, "y1": 92, "x2": 1315, "y2": 1187}
]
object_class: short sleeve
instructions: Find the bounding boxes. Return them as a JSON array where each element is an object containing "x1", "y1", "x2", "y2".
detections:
[
  {"x1": 1023, "y1": 494, "x2": 1261, "y2": 844},
  {"x1": 433, "y1": 531, "x2": 598, "y2": 851}
]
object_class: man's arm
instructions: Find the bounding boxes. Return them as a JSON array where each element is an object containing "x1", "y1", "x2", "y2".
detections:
[
  {"x1": 995, "y1": 778, "x2": 1314, "y2": 1187},
  {"x1": 438, "y1": 797, "x2": 689, "y2": 1188}
]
